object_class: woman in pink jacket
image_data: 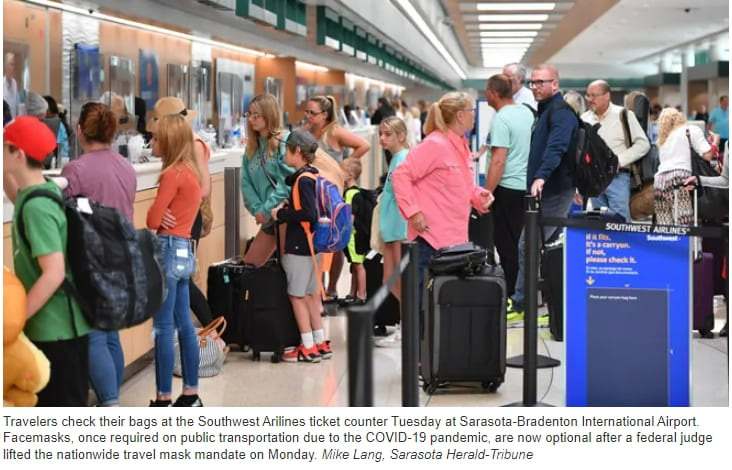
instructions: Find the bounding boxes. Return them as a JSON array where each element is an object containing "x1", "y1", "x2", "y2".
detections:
[{"x1": 392, "y1": 91, "x2": 494, "y2": 305}]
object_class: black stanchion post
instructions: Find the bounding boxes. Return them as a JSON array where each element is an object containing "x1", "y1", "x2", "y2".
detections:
[
  {"x1": 506, "y1": 195, "x2": 552, "y2": 407},
  {"x1": 523, "y1": 197, "x2": 539, "y2": 405},
  {"x1": 347, "y1": 306, "x2": 374, "y2": 407},
  {"x1": 401, "y1": 242, "x2": 419, "y2": 407}
]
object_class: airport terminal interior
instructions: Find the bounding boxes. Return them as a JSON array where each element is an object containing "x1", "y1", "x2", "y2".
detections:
[{"x1": 2, "y1": 0, "x2": 730, "y2": 407}]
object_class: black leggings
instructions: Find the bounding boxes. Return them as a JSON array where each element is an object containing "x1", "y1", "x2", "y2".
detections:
[{"x1": 190, "y1": 210, "x2": 213, "y2": 326}]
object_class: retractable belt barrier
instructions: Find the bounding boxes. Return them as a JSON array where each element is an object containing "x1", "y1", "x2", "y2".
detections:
[{"x1": 346, "y1": 242, "x2": 420, "y2": 407}]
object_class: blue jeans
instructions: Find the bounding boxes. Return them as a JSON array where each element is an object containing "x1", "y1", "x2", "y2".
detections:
[
  {"x1": 88, "y1": 329, "x2": 124, "y2": 405},
  {"x1": 591, "y1": 171, "x2": 631, "y2": 222},
  {"x1": 512, "y1": 188, "x2": 576, "y2": 310},
  {"x1": 154, "y1": 235, "x2": 198, "y2": 395}
]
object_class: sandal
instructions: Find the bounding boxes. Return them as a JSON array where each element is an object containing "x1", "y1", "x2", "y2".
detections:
[{"x1": 323, "y1": 294, "x2": 339, "y2": 304}]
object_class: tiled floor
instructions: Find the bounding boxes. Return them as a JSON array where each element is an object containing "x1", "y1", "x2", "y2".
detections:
[{"x1": 118, "y1": 290, "x2": 729, "y2": 407}]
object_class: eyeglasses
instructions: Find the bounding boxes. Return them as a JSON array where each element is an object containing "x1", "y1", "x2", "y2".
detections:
[
  {"x1": 304, "y1": 110, "x2": 325, "y2": 116},
  {"x1": 585, "y1": 92, "x2": 608, "y2": 100},
  {"x1": 461, "y1": 107, "x2": 477, "y2": 114},
  {"x1": 244, "y1": 111, "x2": 262, "y2": 120},
  {"x1": 527, "y1": 79, "x2": 554, "y2": 88}
]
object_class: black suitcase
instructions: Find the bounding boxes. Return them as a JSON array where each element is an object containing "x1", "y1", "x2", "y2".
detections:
[
  {"x1": 207, "y1": 259, "x2": 251, "y2": 348},
  {"x1": 240, "y1": 259, "x2": 301, "y2": 362},
  {"x1": 364, "y1": 253, "x2": 400, "y2": 332},
  {"x1": 422, "y1": 265, "x2": 506, "y2": 394},
  {"x1": 541, "y1": 242, "x2": 563, "y2": 341}
]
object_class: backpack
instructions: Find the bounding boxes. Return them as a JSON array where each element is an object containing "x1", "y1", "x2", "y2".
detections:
[
  {"x1": 17, "y1": 189, "x2": 166, "y2": 331},
  {"x1": 293, "y1": 171, "x2": 353, "y2": 253},
  {"x1": 546, "y1": 102, "x2": 619, "y2": 198},
  {"x1": 620, "y1": 108, "x2": 659, "y2": 191},
  {"x1": 349, "y1": 187, "x2": 378, "y2": 254}
]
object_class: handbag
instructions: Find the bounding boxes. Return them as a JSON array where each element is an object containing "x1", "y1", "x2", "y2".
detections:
[
  {"x1": 173, "y1": 316, "x2": 228, "y2": 378},
  {"x1": 199, "y1": 195, "x2": 214, "y2": 238},
  {"x1": 429, "y1": 242, "x2": 488, "y2": 276},
  {"x1": 687, "y1": 129, "x2": 728, "y2": 220},
  {"x1": 370, "y1": 198, "x2": 385, "y2": 254},
  {"x1": 630, "y1": 182, "x2": 655, "y2": 220}
]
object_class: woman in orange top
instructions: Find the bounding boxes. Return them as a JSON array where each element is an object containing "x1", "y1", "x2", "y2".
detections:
[
  {"x1": 146, "y1": 114, "x2": 203, "y2": 407},
  {"x1": 150, "y1": 97, "x2": 214, "y2": 327}
]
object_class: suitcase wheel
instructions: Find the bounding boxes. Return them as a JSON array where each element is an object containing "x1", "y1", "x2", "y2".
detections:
[
  {"x1": 252, "y1": 350, "x2": 261, "y2": 361},
  {"x1": 481, "y1": 380, "x2": 501, "y2": 393},
  {"x1": 271, "y1": 351, "x2": 282, "y2": 363}
]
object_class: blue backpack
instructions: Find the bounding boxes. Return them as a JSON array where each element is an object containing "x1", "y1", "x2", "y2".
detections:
[{"x1": 293, "y1": 172, "x2": 352, "y2": 253}]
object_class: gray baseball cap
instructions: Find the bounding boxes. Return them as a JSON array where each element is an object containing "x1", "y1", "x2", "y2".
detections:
[{"x1": 281, "y1": 129, "x2": 319, "y2": 156}]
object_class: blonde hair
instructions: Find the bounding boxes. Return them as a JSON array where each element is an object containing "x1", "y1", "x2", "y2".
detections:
[
  {"x1": 245, "y1": 94, "x2": 283, "y2": 159},
  {"x1": 155, "y1": 114, "x2": 201, "y2": 184},
  {"x1": 340, "y1": 157, "x2": 362, "y2": 180},
  {"x1": 423, "y1": 91, "x2": 473, "y2": 135},
  {"x1": 657, "y1": 108, "x2": 686, "y2": 147},
  {"x1": 563, "y1": 90, "x2": 586, "y2": 115},
  {"x1": 380, "y1": 116, "x2": 409, "y2": 149}
]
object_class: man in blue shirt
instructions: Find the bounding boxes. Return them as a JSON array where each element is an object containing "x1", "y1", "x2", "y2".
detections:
[
  {"x1": 708, "y1": 95, "x2": 728, "y2": 153},
  {"x1": 508, "y1": 64, "x2": 578, "y2": 325}
]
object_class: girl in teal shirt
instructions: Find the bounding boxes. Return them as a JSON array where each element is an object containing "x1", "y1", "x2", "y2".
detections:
[
  {"x1": 240, "y1": 94, "x2": 295, "y2": 266},
  {"x1": 376, "y1": 116, "x2": 409, "y2": 348}
]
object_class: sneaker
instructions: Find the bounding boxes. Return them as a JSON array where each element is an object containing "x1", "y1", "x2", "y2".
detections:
[
  {"x1": 375, "y1": 329, "x2": 401, "y2": 348},
  {"x1": 316, "y1": 341, "x2": 333, "y2": 359},
  {"x1": 282, "y1": 344, "x2": 321, "y2": 363},
  {"x1": 537, "y1": 314, "x2": 549, "y2": 327},
  {"x1": 149, "y1": 399, "x2": 172, "y2": 407},
  {"x1": 506, "y1": 299, "x2": 525, "y2": 327},
  {"x1": 173, "y1": 394, "x2": 204, "y2": 407}
]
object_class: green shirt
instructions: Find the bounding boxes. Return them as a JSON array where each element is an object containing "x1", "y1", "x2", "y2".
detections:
[
  {"x1": 240, "y1": 134, "x2": 296, "y2": 220},
  {"x1": 12, "y1": 181, "x2": 90, "y2": 341},
  {"x1": 487, "y1": 104, "x2": 534, "y2": 191}
]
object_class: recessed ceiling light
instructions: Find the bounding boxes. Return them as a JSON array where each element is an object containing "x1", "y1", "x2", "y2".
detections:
[
  {"x1": 480, "y1": 44, "x2": 531, "y2": 49},
  {"x1": 477, "y1": 37, "x2": 534, "y2": 43},
  {"x1": 478, "y1": 23, "x2": 543, "y2": 30},
  {"x1": 476, "y1": 3, "x2": 556, "y2": 11},
  {"x1": 478, "y1": 14, "x2": 549, "y2": 22},
  {"x1": 480, "y1": 31, "x2": 539, "y2": 37}
]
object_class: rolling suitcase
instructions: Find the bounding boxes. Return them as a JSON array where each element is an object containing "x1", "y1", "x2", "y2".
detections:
[
  {"x1": 364, "y1": 253, "x2": 400, "y2": 334},
  {"x1": 240, "y1": 258, "x2": 301, "y2": 362},
  {"x1": 207, "y1": 259, "x2": 251, "y2": 348},
  {"x1": 693, "y1": 253, "x2": 716, "y2": 338},
  {"x1": 421, "y1": 265, "x2": 507, "y2": 394},
  {"x1": 541, "y1": 242, "x2": 564, "y2": 341},
  {"x1": 673, "y1": 187, "x2": 716, "y2": 338}
]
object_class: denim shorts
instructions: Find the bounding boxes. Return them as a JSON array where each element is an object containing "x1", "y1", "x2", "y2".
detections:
[{"x1": 159, "y1": 235, "x2": 195, "y2": 280}]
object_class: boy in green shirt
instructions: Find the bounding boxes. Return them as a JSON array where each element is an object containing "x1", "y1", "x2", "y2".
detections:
[{"x1": 4, "y1": 116, "x2": 90, "y2": 406}]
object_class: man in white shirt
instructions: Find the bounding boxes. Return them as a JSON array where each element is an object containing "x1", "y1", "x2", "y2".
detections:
[
  {"x1": 581, "y1": 80, "x2": 650, "y2": 222},
  {"x1": 4, "y1": 52, "x2": 20, "y2": 119},
  {"x1": 503, "y1": 63, "x2": 536, "y2": 111}
]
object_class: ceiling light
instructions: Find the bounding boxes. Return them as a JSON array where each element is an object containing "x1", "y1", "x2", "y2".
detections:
[
  {"x1": 478, "y1": 14, "x2": 549, "y2": 22},
  {"x1": 481, "y1": 46, "x2": 529, "y2": 51},
  {"x1": 480, "y1": 31, "x2": 538, "y2": 37},
  {"x1": 477, "y1": 2, "x2": 556, "y2": 11},
  {"x1": 23, "y1": 0, "x2": 266, "y2": 57},
  {"x1": 478, "y1": 23, "x2": 543, "y2": 30},
  {"x1": 295, "y1": 61, "x2": 329, "y2": 72},
  {"x1": 476, "y1": 37, "x2": 534, "y2": 43},
  {"x1": 394, "y1": 0, "x2": 466, "y2": 80}
]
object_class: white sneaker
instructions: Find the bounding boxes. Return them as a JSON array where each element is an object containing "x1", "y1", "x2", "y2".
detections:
[{"x1": 375, "y1": 329, "x2": 401, "y2": 348}]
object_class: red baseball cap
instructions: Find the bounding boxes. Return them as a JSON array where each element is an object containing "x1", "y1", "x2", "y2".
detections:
[{"x1": 4, "y1": 116, "x2": 57, "y2": 162}]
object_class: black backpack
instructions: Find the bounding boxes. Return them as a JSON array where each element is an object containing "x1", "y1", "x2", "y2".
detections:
[
  {"x1": 18, "y1": 189, "x2": 166, "y2": 331},
  {"x1": 348, "y1": 187, "x2": 378, "y2": 254},
  {"x1": 546, "y1": 102, "x2": 619, "y2": 198}
]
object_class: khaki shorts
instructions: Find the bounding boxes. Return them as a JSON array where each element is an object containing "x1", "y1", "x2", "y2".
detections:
[{"x1": 282, "y1": 253, "x2": 322, "y2": 297}]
